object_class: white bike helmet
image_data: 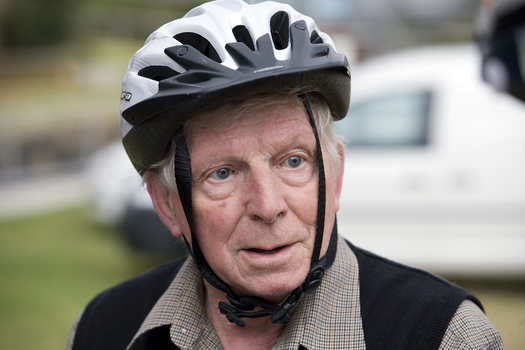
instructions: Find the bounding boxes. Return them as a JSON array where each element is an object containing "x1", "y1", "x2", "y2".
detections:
[
  {"x1": 120, "y1": 0, "x2": 350, "y2": 174},
  {"x1": 119, "y1": 0, "x2": 350, "y2": 327}
]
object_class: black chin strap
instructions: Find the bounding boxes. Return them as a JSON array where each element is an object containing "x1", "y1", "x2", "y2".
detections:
[{"x1": 174, "y1": 94, "x2": 336, "y2": 327}]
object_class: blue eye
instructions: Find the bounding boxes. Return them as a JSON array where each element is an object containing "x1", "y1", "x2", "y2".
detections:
[
  {"x1": 286, "y1": 156, "x2": 303, "y2": 168},
  {"x1": 211, "y1": 168, "x2": 231, "y2": 180}
]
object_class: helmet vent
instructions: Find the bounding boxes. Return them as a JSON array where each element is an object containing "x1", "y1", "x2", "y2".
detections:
[
  {"x1": 270, "y1": 11, "x2": 290, "y2": 50},
  {"x1": 232, "y1": 25, "x2": 255, "y2": 51},
  {"x1": 310, "y1": 30, "x2": 324, "y2": 44},
  {"x1": 138, "y1": 66, "x2": 180, "y2": 82},
  {"x1": 174, "y1": 32, "x2": 222, "y2": 63},
  {"x1": 313, "y1": 48, "x2": 330, "y2": 58}
]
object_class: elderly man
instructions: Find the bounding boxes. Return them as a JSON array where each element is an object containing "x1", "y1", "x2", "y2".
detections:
[{"x1": 68, "y1": 1, "x2": 502, "y2": 349}]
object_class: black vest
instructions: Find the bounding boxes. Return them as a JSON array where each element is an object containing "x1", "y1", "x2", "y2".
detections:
[{"x1": 72, "y1": 241, "x2": 482, "y2": 350}]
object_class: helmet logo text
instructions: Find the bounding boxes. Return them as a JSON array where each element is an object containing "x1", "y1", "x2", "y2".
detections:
[
  {"x1": 254, "y1": 66, "x2": 284, "y2": 74},
  {"x1": 121, "y1": 90, "x2": 132, "y2": 101}
]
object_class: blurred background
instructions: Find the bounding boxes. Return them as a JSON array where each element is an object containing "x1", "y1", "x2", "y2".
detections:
[{"x1": 0, "y1": 0, "x2": 524, "y2": 349}]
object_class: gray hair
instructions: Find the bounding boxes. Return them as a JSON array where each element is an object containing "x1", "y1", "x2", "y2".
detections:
[{"x1": 146, "y1": 90, "x2": 342, "y2": 193}]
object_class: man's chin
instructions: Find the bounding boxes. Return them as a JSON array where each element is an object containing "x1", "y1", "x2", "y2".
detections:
[{"x1": 236, "y1": 277, "x2": 306, "y2": 305}]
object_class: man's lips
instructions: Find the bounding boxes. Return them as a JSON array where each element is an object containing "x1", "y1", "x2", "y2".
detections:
[{"x1": 247, "y1": 245, "x2": 287, "y2": 255}]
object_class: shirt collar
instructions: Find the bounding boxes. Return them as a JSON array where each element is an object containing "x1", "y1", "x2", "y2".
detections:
[{"x1": 127, "y1": 235, "x2": 365, "y2": 350}]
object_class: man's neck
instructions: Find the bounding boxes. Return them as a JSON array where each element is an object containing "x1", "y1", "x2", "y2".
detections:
[{"x1": 204, "y1": 282, "x2": 287, "y2": 350}]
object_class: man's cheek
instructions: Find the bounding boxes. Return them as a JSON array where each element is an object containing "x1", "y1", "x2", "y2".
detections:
[
  {"x1": 290, "y1": 192, "x2": 318, "y2": 224},
  {"x1": 194, "y1": 204, "x2": 232, "y2": 239}
]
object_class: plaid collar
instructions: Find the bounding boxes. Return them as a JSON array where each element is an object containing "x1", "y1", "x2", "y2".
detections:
[{"x1": 126, "y1": 235, "x2": 365, "y2": 350}]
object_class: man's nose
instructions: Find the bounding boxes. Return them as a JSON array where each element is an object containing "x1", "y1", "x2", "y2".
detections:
[{"x1": 245, "y1": 166, "x2": 287, "y2": 224}]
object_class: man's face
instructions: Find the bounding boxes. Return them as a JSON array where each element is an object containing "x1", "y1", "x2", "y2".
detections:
[{"x1": 173, "y1": 101, "x2": 342, "y2": 303}]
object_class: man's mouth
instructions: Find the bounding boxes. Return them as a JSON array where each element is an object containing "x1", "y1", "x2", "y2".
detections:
[{"x1": 249, "y1": 246, "x2": 286, "y2": 255}]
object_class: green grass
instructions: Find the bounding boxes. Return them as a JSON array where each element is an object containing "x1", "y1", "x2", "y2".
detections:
[
  {"x1": 0, "y1": 206, "x2": 167, "y2": 350},
  {"x1": 1, "y1": 206, "x2": 524, "y2": 349}
]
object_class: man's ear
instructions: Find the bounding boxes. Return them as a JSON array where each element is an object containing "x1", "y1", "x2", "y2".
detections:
[
  {"x1": 145, "y1": 170, "x2": 185, "y2": 238},
  {"x1": 333, "y1": 142, "x2": 345, "y2": 212}
]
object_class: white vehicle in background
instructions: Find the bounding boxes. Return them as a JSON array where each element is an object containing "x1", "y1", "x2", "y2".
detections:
[
  {"x1": 336, "y1": 44, "x2": 525, "y2": 277},
  {"x1": 85, "y1": 44, "x2": 525, "y2": 276},
  {"x1": 84, "y1": 142, "x2": 187, "y2": 257}
]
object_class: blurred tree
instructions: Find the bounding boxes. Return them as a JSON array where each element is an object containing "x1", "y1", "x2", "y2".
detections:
[{"x1": 1, "y1": 0, "x2": 79, "y2": 48}]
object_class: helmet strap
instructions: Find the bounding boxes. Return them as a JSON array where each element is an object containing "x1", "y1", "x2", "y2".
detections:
[{"x1": 173, "y1": 94, "x2": 336, "y2": 326}]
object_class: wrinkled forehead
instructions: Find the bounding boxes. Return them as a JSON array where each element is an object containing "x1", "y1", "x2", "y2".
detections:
[{"x1": 183, "y1": 93, "x2": 310, "y2": 145}]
